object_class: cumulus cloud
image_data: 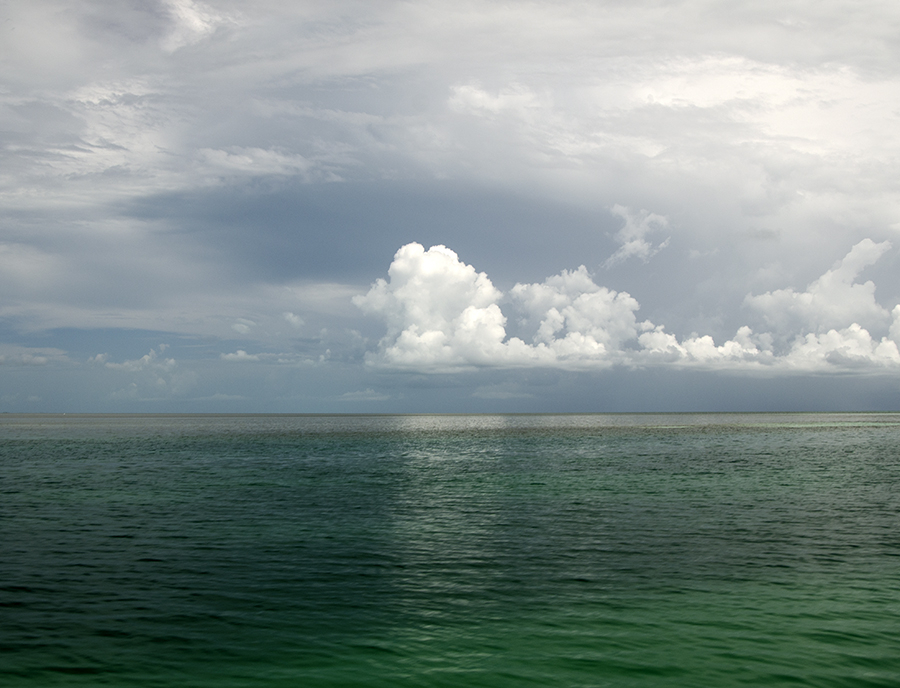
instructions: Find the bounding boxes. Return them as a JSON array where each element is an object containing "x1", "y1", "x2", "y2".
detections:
[
  {"x1": 509, "y1": 265, "x2": 645, "y2": 355},
  {"x1": 232, "y1": 319, "x2": 256, "y2": 335},
  {"x1": 784, "y1": 324, "x2": 900, "y2": 370},
  {"x1": 105, "y1": 345, "x2": 174, "y2": 372},
  {"x1": 604, "y1": 205, "x2": 670, "y2": 267},
  {"x1": 283, "y1": 312, "x2": 304, "y2": 328},
  {"x1": 358, "y1": 241, "x2": 900, "y2": 374},
  {"x1": 637, "y1": 325, "x2": 773, "y2": 367},
  {"x1": 221, "y1": 349, "x2": 260, "y2": 362},
  {"x1": 105, "y1": 345, "x2": 197, "y2": 398},
  {"x1": 354, "y1": 242, "x2": 653, "y2": 370},
  {"x1": 353, "y1": 243, "x2": 541, "y2": 369},
  {"x1": 745, "y1": 239, "x2": 892, "y2": 335},
  {"x1": 891, "y1": 305, "x2": 900, "y2": 344}
]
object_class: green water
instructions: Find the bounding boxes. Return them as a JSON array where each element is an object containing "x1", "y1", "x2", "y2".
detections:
[{"x1": 2, "y1": 413, "x2": 899, "y2": 686}]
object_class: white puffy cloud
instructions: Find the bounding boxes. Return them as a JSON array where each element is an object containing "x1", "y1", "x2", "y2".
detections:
[
  {"x1": 104, "y1": 345, "x2": 197, "y2": 399},
  {"x1": 231, "y1": 319, "x2": 256, "y2": 335},
  {"x1": 510, "y1": 265, "x2": 645, "y2": 356},
  {"x1": 354, "y1": 243, "x2": 500, "y2": 334},
  {"x1": 745, "y1": 239, "x2": 892, "y2": 335},
  {"x1": 105, "y1": 345, "x2": 174, "y2": 372},
  {"x1": 359, "y1": 240, "x2": 900, "y2": 374},
  {"x1": 604, "y1": 205, "x2": 670, "y2": 267},
  {"x1": 355, "y1": 243, "x2": 682, "y2": 369},
  {"x1": 784, "y1": 325, "x2": 900, "y2": 370},
  {"x1": 283, "y1": 312, "x2": 304, "y2": 328},
  {"x1": 353, "y1": 243, "x2": 542, "y2": 369},
  {"x1": 637, "y1": 325, "x2": 774, "y2": 368},
  {"x1": 221, "y1": 349, "x2": 260, "y2": 362},
  {"x1": 355, "y1": 243, "x2": 693, "y2": 370},
  {"x1": 890, "y1": 306, "x2": 900, "y2": 345}
]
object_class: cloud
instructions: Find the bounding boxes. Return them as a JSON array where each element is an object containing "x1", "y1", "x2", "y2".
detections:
[
  {"x1": 354, "y1": 242, "x2": 655, "y2": 370},
  {"x1": 161, "y1": 0, "x2": 226, "y2": 52},
  {"x1": 636, "y1": 325, "x2": 773, "y2": 368},
  {"x1": 891, "y1": 305, "x2": 900, "y2": 344},
  {"x1": 105, "y1": 345, "x2": 174, "y2": 372},
  {"x1": 0, "y1": 343, "x2": 67, "y2": 367},
  {"x1": 220, "y1": 349, "x2": 260, "y2": 362},
  {"x1": 784, "y1": 324, "x2": 900, "y2": 370},
  {"x1": 196, "y1": 147, "x2": 316, "y2": 181},
  {"x1": 105, "y1": 345, "x2": 197, "y2": 398},
  {"x1": 339, "y1": 388, "x2": 390, "y2": 402},
  {"x1": 449, "y1": 82, "x2": 543, "y2": 118},
  {"x1": 3, "y1": 1, "x2": 900, "y2": 409},
  {"x1": 0, "y1": 353, "x2": 51, "y2": 366},
  {"x1": 284, "y1": 312, "x2": 304, "y2": 328},
  {"x1": 604, "y1": 205, "x2": 670, "y2": 267},
  {"x1": 745, "y1": 239, "x2": 892, "y2": 335},
  {"x1": 471, "y1": 388, "x2": 534, "y2": 400},
  {"x1": 232, "y1": 319, "x2": 256, "y2": 335},
  {"x1": 509, "y1": 265, "x2": 645, "y2": 354},
  {"x1": 353, "y1": 243, "x2": 540, "y2": 369},
  {"x1": 358, "y1": 240, "x2": 900, "y2": 373}
]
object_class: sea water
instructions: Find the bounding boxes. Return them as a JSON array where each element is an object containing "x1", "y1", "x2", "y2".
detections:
[{"x1": 2, "y1": 413, "x2": 899, "y2": 687}]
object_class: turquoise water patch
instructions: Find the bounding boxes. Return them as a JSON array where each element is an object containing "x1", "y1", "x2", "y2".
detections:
[{"x1": 2, "y1": 414, "x2": 899, "y2": 686}]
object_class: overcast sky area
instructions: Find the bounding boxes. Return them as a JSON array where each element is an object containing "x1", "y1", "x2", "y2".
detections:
[{"x1": 2, "y1": 0, "x2": 900, "y2": 412}]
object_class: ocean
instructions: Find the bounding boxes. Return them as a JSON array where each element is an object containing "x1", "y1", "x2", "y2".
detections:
[{"x1": 2, "y1": 413, "x2": 899, "y2": 687}]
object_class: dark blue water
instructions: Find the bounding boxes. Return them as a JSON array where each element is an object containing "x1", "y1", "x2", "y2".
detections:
[{"x1": 2, "y1": 413, "x2": 899, "y2": 686}]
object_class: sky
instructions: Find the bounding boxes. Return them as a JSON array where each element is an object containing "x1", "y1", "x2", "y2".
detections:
[{"x1": 2, "y1": 0, "x2": 900, "y2": 412}]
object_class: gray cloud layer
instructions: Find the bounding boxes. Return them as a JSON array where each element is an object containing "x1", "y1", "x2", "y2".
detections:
[{"x1": 2, "y1": 0, "x2": 899, "y2": 410}]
